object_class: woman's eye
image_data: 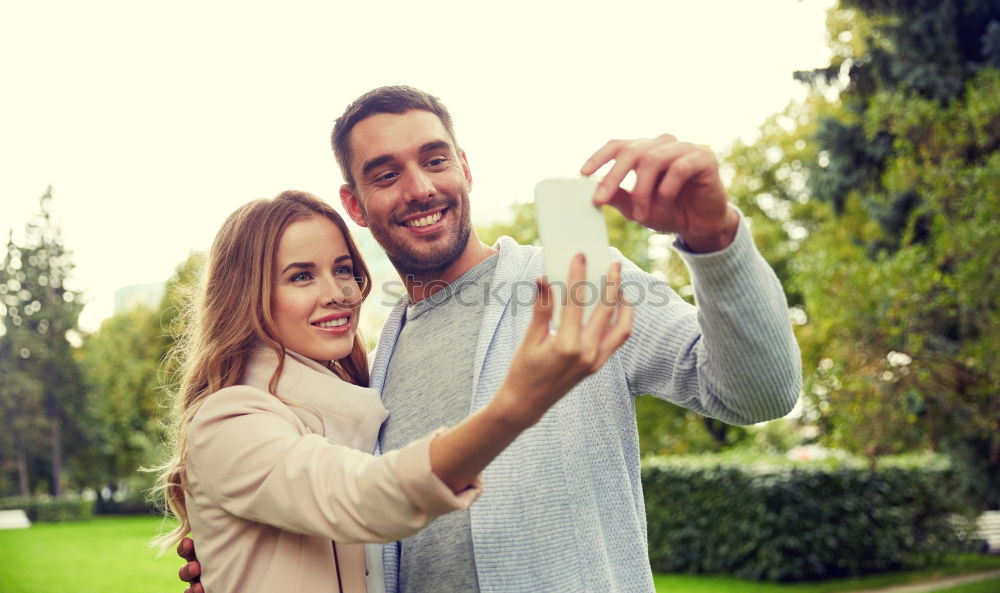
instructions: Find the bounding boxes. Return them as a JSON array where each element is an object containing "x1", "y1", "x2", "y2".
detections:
[
  {"x1": 291, "y1": 271, "x2": 313, "y2": 282},
  {"x1": 335, "y1": 265, "x2": 354, "y2": 276}
]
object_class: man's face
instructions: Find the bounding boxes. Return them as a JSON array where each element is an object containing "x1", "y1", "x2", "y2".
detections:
[{"x1": 339, "y1": 110, "x2": 473, "y2": 277}]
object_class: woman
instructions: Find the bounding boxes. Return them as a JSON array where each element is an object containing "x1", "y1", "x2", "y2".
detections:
[{"x1": 154, "y1": 190, "x2": 632, "y2": 593}]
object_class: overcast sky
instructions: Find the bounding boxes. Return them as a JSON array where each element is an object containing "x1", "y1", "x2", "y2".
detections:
[{"x1": 1, "y1": 0, "x2": 834, "y2": 331}]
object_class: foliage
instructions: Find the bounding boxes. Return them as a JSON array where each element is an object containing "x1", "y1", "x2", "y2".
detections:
[
  {"x1": 720, "y1": 93, "x2": 840, "y2": 309},
  {"x1": 718, "y1": 0, "x2": 999, "y2": 508},
  {"x1": 800, "y1": 0, "x2": 1000, "y2": 216},
  {"x1": 785, "y1": 1, "x2": 1000, "y2": 507},
  {"x1": 0, "y1": 495, "x2": 94, "y2": 522},
  {"x1": 642, "y1": 453, "x2": 973, "y2": 582},
  {"x1": 0, "y1": 189, "x2": 86, "y2": 497},
  {"x1": 78, "y1": 307, "x2": 166, "y2": 495},
  {"x1": 75, "y1": 251, "x2": 205, "y2": 501},
  {"x1": 156, "y1": 250, "x2": 205, "y2": 388}
]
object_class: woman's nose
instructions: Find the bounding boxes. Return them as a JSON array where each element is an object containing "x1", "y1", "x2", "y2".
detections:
[{"x1": 322, "y1": 279, "x2": 358, "y2": 306}]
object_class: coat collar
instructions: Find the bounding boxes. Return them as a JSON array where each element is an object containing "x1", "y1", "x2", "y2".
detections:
[{"x1": 242, "y1": 347, "x2": 388, "y2": 452}]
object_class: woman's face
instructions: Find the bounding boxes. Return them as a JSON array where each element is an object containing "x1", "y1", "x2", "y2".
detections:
[{"x1": 270, "y1": 215, "x2": 362, "y2": 365}]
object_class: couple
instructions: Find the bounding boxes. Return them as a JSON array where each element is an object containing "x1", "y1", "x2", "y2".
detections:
[{"x1": 159, "y1": 86, "x2": 802, "y2": 593}]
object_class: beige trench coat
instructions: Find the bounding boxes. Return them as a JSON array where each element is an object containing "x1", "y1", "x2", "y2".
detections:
[{"x1": 185, "y1": 349, "x2": 480, "y2": 593}]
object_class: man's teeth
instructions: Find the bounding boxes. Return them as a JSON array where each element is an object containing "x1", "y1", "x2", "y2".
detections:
[
  {"x1": 315, "y1": 318, "x2": 348, "y2": 328},
  {"x1": 405, "y1": 211, "x2": 443, "y2": 228}
]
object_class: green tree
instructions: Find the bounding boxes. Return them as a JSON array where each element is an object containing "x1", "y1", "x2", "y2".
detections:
[
  {"x1": 783, "y1": 0, "x2": 1000, "y2": 505},
  {"x1": 0, "y1": 189, "x2": 85, "y2": 497},
  {"x1": 155, "y1": 250, "x2": 205, "y2": 387},
  {"x1": 78, "y1": 306, "x2": 164, "y2": 496},
  {"x1": 0, "y1": 317, "x2": 47, "y2": 496},
  {"x1": 76, "y1": 251, "x2": 205, "y2": 499},
  {"x1": 721, "y1": 93, "x2": 842, "y2": 306}
]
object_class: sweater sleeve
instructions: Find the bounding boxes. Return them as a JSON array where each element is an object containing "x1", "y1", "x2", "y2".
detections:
[
  {"x1": 186, "y1": 385, "x2": 481, "y2": 543},
  {"x1": 618, "y1": 215, "x2": 801, "y2": 424}
]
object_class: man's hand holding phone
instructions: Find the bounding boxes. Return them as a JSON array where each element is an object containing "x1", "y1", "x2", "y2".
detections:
[{"x1": 580, "y1": 135, "x2": 739, "y2": 253}]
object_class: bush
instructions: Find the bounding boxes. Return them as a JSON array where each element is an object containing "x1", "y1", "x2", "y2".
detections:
[
  {"x1": 0, "y1": 496, "x2": 95, "y2": 523},
  {"x1": 94, "y1": 494, "x2": 158, "y2": 516},
  {"x1": 642, "y1": 453, "x2": 973, "y2": 581}
]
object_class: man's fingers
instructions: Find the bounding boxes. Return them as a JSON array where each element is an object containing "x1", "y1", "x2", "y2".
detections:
[
  {"x1": 594, "y1": 144, "x2": 646, "y2": 207},
  {"x1": 177, "y1": 538, "x2": 192, "y2": 561},
  {"x1": 656, "y1": 150, "x2": 713, "y2": 202},
  {"x1": 583, "y1": 139, "x2": 642, "y2": 207},
  {"x1": 580, "y1": 139, "x2": 627, "y2": 178},
  {"x1": 603, "y1": 187, "x2": 636, "y2": 220},
  {"x1": 179, "y1": 561, "x2": 201, "y2": 582},
  {"x1": 177, "y1": 537, "x2": 199, "y2": 563}
]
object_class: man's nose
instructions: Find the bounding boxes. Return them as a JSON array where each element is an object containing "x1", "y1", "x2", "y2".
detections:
[{"x1": 401, "y1": 167, "x2": 434, "y2": 202}]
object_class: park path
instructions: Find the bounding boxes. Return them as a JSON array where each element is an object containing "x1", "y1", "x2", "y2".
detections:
[{"x1": 834, "y1": 569, "x2": 1000, "y2": 593}]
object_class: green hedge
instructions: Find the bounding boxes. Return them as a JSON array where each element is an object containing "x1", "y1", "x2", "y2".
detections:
[
  {"x1": 642, "y1": 454, "x2": 972, "y2": 581},
  {"x1": 0, "y1": 497, "x2": 95, "y2": 522}
]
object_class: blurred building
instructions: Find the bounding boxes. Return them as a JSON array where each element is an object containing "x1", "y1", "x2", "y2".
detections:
[{"x1": 113, "y1": 282, "x2": 165, "y2": 314}]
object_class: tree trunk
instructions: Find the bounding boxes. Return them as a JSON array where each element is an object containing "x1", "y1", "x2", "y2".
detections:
[
  {"x1": 702, "y1": 417, "x2": 730, "y2": 448},
  {"x1": 50, "y1": 417, "x2": 62, "y2": 497},
  {"x1": 16, "y1": 448, "x2": 30, "y2": 497}
]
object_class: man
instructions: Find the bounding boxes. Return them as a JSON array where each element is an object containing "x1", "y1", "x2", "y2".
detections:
[{"x1": 179, "y1": 85, "x2": 800, "y2": 592}]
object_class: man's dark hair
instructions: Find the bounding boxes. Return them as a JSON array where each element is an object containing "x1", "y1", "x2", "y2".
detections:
[{"x1": 332, "y1": 86, "x2": 459, "y2": 189}]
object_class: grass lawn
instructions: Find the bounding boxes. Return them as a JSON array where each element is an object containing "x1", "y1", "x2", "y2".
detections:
[
  {"x1": 652, "y1": 555, "x2": 1000, "y2": 593},
  {"x1": 0, "y1": 515, "x2": 181, "y2": 593},
  {"x1": 936, "y1": 577, "x2": 1000, "y2": 593},
  {"x1": 0, "y1": 515, "x2": 998, "y2": 593}
]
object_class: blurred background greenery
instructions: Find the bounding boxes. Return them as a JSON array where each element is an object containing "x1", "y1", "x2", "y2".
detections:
[{"x1": 1, "y1": 0, "x2": 998, "y2": 589}]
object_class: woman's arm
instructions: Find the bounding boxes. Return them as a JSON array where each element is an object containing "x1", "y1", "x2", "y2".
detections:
[{"x1": 185, "y1": 256, "x2": 630, "y2": 539}]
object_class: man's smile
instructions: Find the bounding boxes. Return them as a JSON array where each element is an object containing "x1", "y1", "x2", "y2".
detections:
[
  {"x1": 403, "y1": 210, "x2": 444, "y2": 228},
  {"x1": 398, "y1": 207, "x2": 449, "y2": 234}
]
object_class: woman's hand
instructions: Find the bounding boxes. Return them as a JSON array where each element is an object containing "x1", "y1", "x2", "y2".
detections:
[
  {"x1": 429, "y1": 254, "x2": 632, "y2": 493},
  {"x1": 494, "y1": 254, "x2": 634, "y2": 429}
]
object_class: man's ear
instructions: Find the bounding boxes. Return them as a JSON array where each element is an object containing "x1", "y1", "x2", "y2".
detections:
[
  {"x1": 459, "y1": 150, "x2": 473, "y2": 192},
  {"x1": 340, "y1": 184, "x2": 368, "y2": 228}
]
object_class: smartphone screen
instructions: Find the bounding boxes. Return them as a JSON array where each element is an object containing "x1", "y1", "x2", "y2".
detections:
[{"x1": 534, "y1": 177, "x2": 613, "y2": 326}]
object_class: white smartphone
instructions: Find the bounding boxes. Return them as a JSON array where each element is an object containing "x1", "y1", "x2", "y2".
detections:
[{"x1": 534, "y1": 177, "x2": 613, "y2": 326}]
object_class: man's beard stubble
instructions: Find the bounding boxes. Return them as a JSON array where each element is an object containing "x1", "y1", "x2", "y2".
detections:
[{"x1": 367, "y1": 194, "x2": 473, "y2": 279}]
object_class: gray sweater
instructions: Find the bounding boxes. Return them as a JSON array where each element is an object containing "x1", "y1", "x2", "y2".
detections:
[{"x1": 370, "y1": 218, "x2": 802, "y2": 593}]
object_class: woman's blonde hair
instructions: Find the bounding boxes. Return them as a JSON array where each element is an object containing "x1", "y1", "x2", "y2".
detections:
[{"x1": 151, "y1": 190, "x2": 372, "y2": 551}]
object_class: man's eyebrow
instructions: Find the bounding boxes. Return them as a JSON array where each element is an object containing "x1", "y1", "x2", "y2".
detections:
[
  {"x1": 280, "y1": 261, "x2": 314, "y2": 275},
  {"x1": 361, "y1": 154, "x2": 394, "y2": 179},
  {"x1": 420, "y1": 140, "x2": 451, "y2": 154}
]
